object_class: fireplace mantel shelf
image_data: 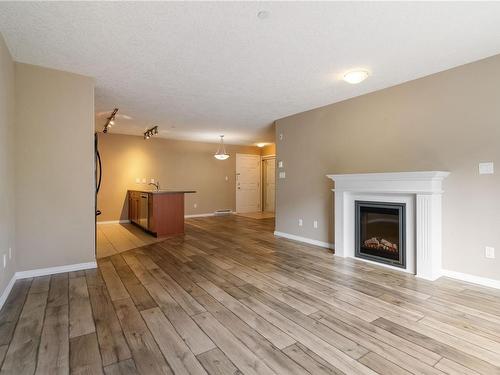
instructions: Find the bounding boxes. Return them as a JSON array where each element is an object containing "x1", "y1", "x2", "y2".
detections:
[
  {"x1": 327, "y1": 171, "x2": 450, "y2": 181},
  {"x1": 327, "y1": 171, "x2": 450, "y2": 195},
  {"x1": 326, "y1": 171, "x2": 450, "y2": 281}
]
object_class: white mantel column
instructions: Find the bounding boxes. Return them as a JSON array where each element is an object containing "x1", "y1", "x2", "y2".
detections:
[
  {"x1": 415, "y1": 193, "x2": 443, "y2": 280},
  {"x1": 333, "y1": 189, "x2": 345, "y2": 257}
]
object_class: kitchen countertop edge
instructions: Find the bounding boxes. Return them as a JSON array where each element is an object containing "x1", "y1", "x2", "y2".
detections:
[{"x1": 128, "y1": 189, "x2": 196, "y2": 195}]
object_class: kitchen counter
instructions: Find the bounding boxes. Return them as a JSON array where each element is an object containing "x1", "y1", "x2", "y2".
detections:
[
  {"x1": 128, "y1": 189, "x2": 196, "y2": 195},
  {"x1": 128, "y1": 189, "x2": 195, "y2": 237}
]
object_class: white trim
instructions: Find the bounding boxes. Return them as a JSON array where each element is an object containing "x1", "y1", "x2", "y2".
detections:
[
  {"x1": 327, "y1": 171, "x2": 451, "y2": 182},
  {"x1": 15, "y1": 261, "x2": 97, "y2": 279},
  {"x1": 0, "y1": 261, "x2": 97, "y2": 310},
  {"x1": 97, "y1": 220, "x2": 130, "y2": 225},
  {"x1": 0, "y1": 274, "x2": 17, "y2": 310},
  {"x1": 185, "y1": 213, "x2": 216, "y2": 218},
  {"x1": 441, "y1": 269, "x2": 500, "y2": 290},
  {"x1": 261, "y1": 154, "x2": 276, "y2": 160},
  {"x1": 274, "y1": 231, "x2": 334, "y2": 249},
  {"x1": 350, "y1": 255, "x2": 415, "y2": 275}
]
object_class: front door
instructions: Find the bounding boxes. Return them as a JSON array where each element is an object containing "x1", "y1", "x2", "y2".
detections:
[{"x1": 236, "y1": 154, "x2": 261, "y2": 213}]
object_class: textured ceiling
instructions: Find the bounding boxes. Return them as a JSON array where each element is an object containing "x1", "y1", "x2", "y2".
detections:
[{"x1": 1, "y1": 2, "x2": 500, "y2": 145}]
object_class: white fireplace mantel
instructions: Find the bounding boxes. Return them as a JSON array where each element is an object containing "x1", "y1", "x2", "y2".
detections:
[{"x1": 327, "y1": 171, "x2": 450, "y2": 280}]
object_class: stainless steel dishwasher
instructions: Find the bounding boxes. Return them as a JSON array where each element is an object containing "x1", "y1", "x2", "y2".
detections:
[{"x1": 139, "y1": 193, "x2": 149, "y2": 229}]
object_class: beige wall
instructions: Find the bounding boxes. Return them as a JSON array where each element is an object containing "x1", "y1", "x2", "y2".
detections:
[
  {"x1": 0, "y1": 34, "x2": 16, "y2": 298},
  {"x1": 15, "y1": 63, "x2": 95, "y2": 271},
  {"x1": 97, "y1": 133, "x2": 261, "y2": 221},
  {"x1": 275, "y1": 54, "x2": 500, "y2": 282},
  {"x1": 262, "y1": 143, "x2": 276, "y2": 157}
]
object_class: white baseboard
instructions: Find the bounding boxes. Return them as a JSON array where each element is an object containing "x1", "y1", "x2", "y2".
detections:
[
  {"x1": 274, "y1": 231, "x2": 334, "y2": 249},
  {"x1": 15, "y1": 261, "x2": 97, "y2": 279},
  {"x1": 0, "y1": 274, "x2": 17, "y2": 311},
  {"x1": 0, "y1": 261, "x2": 97, "y2": 310},
  {"x1": 185, "y1": 213, "x2": 215, "y2": 218},
  {"x1": 97, "y1": 220, "x2": 130, "y2": 225},
  {"x1": 441, "y1": 269, "x2": 500, "y2": 290}
]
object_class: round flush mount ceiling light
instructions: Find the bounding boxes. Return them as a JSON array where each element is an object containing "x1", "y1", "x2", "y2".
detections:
[
  {"x1": 257, "y1": 10, "x2": 270, "y2": 19},
  {"x1": 343, "y1": 70, "x2": 369, "y2": 84}
]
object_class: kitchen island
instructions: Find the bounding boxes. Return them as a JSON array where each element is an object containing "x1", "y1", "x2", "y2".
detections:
[{"x1": 128, "y1": 189, "x2": 195, "y2": 237}]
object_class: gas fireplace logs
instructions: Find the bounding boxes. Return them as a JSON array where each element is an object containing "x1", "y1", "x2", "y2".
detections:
[{"x1": 363, "y1": 237, "x2": 398, "y2": 252}]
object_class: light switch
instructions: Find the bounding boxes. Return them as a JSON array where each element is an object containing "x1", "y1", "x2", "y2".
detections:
[
  {"x1": 486, "y1": 247, "x2": 495, "y2": 259},
  {"x1": 279, "y1": 133, "x2": 283, "y2": 141},
  {"x1": 278, "y1": 161, "x2": 283, "y2": 168},
  {"x1": 279, "y1": 171, "x2": 286, "y2": 179},
  {"x1": 479, "y1": 162, "x2": 494, "y2": 175},
  {"x1": 225, "y1": 176, "x2": 229, "y2": 181}
]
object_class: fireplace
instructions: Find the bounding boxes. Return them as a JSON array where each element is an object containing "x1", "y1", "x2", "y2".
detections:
[{"x1": 355, "y1": 201, "x2": 406, "y2": 268}]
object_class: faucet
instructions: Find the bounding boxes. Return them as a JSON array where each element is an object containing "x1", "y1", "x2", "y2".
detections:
[{"x1": 148, "y1": 181, "x2": 160, "y2": 191}]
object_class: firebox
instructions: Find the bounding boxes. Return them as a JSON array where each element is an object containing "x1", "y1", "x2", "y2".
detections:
[{"x1": 355, "y1": 201, "x2": 406, "y2": 268}]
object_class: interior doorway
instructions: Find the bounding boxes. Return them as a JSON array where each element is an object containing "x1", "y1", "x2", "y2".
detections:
[
  {"x1": 262, "y1": 156, "x2": 276, "y2": 213},
  {"x1": 235, "y1": 153, "x2": 261, "y2": 213}
]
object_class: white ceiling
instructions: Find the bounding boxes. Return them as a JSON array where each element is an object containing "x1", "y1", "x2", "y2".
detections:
[{"x1": 1, "y1": 2, "x2": 500, "y2": 145}]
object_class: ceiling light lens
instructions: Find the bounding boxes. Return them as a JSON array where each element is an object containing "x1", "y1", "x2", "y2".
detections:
[
  {"x1": 343, "y1": 70, "x2": 369, "y2": 84},
  {"x1": 257, "y1": 10, "x2": 269, "y2": 19}
]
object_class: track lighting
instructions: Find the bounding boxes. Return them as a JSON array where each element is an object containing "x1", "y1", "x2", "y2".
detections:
[
  {"x1": 103, "y1": 108, "x2": 119, "y2": 133},
  {"x1": 144, "y1": 126, "x2": 159, "y2": 140}
]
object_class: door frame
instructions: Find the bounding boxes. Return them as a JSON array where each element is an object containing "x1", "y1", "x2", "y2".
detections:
[
  {"x1": 235, "y1": 153, "x2": 262, "y2": 213},
  {"x1": 261, "y1": 154, "x2": 276, "y2": 213}
]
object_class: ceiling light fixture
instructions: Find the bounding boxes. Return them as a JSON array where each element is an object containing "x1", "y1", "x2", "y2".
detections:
[
  {"x1": 257, "y1": 10, "x2": 270, "y2": 19},
  {"x1": 214, "y1": 135, "x2": 230, "y2": 160},
  {"x1": 103, "y1": 108, "x2": 119, "y2": 133},
  {"x1": 343, "y1": 70, "x2": 369, "y2": 84},
  {"x1": 144, "y1": 125, "x2": 159, "y2": 140}
]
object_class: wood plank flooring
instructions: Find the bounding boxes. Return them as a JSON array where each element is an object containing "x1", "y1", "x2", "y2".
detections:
[
  {"x1": 2, "y1": 215, "x2": 500, "y2": 374},
  {"x1": 97, "y1": 222, "x2": 163, "y2": 258}
]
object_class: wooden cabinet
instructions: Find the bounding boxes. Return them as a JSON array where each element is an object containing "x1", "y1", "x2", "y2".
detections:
[
  {"x1": 128, "y1": 190, "x2": 194, "y2": 237},
  {"x1": 128, "y1": 191, "x2": 141, "y2": 225}
]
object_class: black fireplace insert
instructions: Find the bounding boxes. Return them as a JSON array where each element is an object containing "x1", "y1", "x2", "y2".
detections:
[{"x1": 355, "y1": 201, "x2": 406, "y2": 268}]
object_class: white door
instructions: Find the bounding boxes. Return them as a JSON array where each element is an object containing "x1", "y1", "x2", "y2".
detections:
[
  {"x1": 236, "y1": 154, "x2": 261, "y2": 213},
  {"x1": 263, "y1": 158, "x2": 276, "y2": 212}
]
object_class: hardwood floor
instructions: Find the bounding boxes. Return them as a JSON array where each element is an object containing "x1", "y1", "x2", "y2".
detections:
[
  {"x1": 97, "y1": 222, "x2": 162, "y2": 258},
  {"x1": 2, "y1": 215, "x2": 500, "y2": 374}
]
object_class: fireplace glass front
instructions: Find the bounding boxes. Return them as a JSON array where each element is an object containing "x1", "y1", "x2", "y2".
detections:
[{"x1": 355, "y1": 201, "x2": 406, "y2": 268}]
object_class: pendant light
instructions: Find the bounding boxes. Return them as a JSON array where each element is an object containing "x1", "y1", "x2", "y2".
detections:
[{"x1": 214, "y1": 135, "x2": 230, "y2": 160}]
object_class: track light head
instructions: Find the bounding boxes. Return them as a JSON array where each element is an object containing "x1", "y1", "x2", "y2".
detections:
[
  {"x1": 144, "y1": 125, "x2": 158, "y2": 140},
  {"x1": 103, "y1": 108, "x2": 119, "y2": 133}
]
